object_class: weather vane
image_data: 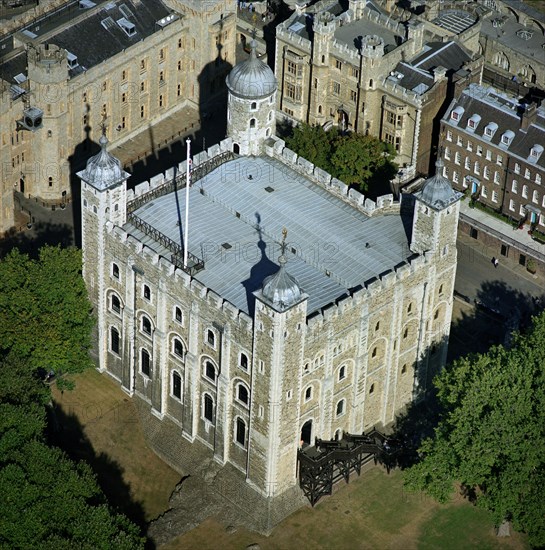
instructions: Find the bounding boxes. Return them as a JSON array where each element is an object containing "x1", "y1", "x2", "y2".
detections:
[{"x1": 100, "y1": 106, "x2": 107, "y2": 136}]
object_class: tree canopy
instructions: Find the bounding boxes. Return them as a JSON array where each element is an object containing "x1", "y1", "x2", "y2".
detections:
[
  {"x1": 404, "y1": 311, "x2": 545, "y2": 547},
  {"x1": 285, "y1": 123, "x2": 398, "y2": 192},
  {"x1": 0, "y1": 246, "x2": 143, "y2": 548},
  {"x1": 0, "y1": 246, "x2": 94, "y2": 378},
  {"x1": 0, "y1": 355, "x2": 144, "y2": 549}
]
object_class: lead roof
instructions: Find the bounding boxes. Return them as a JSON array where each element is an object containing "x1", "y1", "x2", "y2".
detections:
[{"x1": 128, "y1": 156, "x2": 413, "y2": 316}]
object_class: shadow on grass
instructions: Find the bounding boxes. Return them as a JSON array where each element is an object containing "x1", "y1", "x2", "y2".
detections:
[
  {"x1": 385, "y1": 282, "x2": 544, "y2": 472},
  {"x1": 49, "y1": 404, "x2": 153, "y2": 549}
]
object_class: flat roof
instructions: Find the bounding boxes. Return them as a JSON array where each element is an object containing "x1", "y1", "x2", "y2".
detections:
[
  {"x1": 334, "y1": 17, "x2": 402, "y2": 54},
  {"x1": 128, "y1": 156, "x2": 412, "y2": 316}
]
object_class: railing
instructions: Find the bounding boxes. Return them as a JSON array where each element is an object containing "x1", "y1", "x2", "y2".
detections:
[
  {"x1": 126, "y1": 150, "x2": 236, "y2": 214},
  {"x1": 125, "y1": 150, "x2": 236, "y2": 275},
  {"x1": 127, "y1": 213, "x2": 204, "y2": 276}
]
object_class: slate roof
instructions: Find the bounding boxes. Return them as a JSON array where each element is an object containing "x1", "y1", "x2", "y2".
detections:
[
  {"x1": 443, "y1": 84, "x2": 545, "y2": 171},
  {"x1": 0, "y1": 0, "x2": 172, "y2": 82},
  {"x1": 386, "y1": 41, "x2": 472, "y2": 95},
  {"x1": 128, "y1": 156, "x2": 412, "y2": 316}
]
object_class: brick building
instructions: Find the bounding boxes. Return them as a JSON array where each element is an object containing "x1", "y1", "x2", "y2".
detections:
[{"x1": 439, "y1": 83, "x2": 545, "y2": 234}]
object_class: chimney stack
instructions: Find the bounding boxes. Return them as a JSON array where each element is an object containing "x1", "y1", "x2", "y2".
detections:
[{"x1": 521, "y1": 103, "x2": 537, "y2": 131}]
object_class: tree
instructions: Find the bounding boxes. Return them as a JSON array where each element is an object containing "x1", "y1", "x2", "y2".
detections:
[
  {"x1": 404, "y1": 312, "x2": 545, "y2": 547},
  {"x1": 331, "y1": 132, "x2": 397, "y2": 188},
  {"x1": 0, "y1": 246, "x2": 94, "y2": 378},
  {"x1": 0, "y1": 355, "x2": 144, "y2": 549},
  {"x1": 285, "y1": 123, "x2": 397, "y2": 193}
]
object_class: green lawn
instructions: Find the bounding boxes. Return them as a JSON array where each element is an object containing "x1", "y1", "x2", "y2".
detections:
[{"x1": 54, "y1": 369, "x2": 529, "y2": 550}]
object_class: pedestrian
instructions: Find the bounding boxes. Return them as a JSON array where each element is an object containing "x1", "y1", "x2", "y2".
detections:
[{"x1": 494, "y1": 258, "x2": 499, "y2": 268}]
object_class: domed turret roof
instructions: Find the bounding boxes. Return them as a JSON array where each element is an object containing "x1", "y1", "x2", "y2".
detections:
[
  {"x1": 226, "y1": 40, "x2": 277, "y2": 99},
  {"x1": 78, "y1": 134, "x2": 129, "y2": 190},
  {"x1": 261, "y1": 230, "x2": 304, "y2": 312},
  {"x1": 415, "y1": 158, "x2": 461, "y2": 210},
  {"x1": 262, "y1": 255, "x2": 303, "y2": 311}
]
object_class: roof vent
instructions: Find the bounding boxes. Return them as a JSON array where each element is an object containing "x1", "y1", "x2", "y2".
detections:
[
  {"x1": 221, "y1": 243, "x2": 232, "y2": 250},
  {"x1": 79, "y1": 0, "x2": 96, "y2": 8},
  {"x1": 66, "y1": 51, "x2": 79, "y2": 69},
  {"x1": 117, "y1": 17, "x2": 136, "y2": 37},
  {"x1": 265, "y1": 186, "x2": 275, "y2": 193},
  {"x1": 119, "y1": 3, "x2": 134, "y2": 19},
  {"x1": 101, "y1": 17, "x2": 115, "y2": 30}
]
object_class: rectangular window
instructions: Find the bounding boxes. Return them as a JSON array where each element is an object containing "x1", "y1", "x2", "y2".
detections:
[
  {"x1": 332, "y1": 81, "x2": 340, "y2": 95},
  {"x1": 467, "y1": 141, "x2": 473, "y2": 152},
  {"x1": 455, "y1": 151, "x2": 461, "y2": 165},
  {"x1": 494, "y1": 171, "x2": 500, "y2": 184},
  {"x1": 351, "y1": 67, "x2": 359, "y2": 78},
  {"x1": 444, "y1": 147, "x2": 451, "y2": 160},
  {"x1": 285, "y1": 83, "x2": 301, "y2": 101},
  {"x1": 350, "y1": 89, "x2": 357, "y2": 102},
  {"x1": 477, "y1": 145, "x2": 483, "y2": 156},
  {"x1": 111, "y1": 327, "x2": 120, "y2": 354},
  {"x1": 486, "y1": 149, "x2": 492, "y2": 161},
  {"x1": 470, "y1": 228, "x2": 478, "y2": 239},
  {"x1": 501, "y1": 244, "x2": 509, "y2": 256},
  {"x1": 481, "y1": 185, "x2": 487, "y2": 198},
  {"x1": 457, "y1": 135, "x2": 463, "y2": 146},
  {"x1": 509, "y1": 199, "x2": 515, "y2": 211},
  {"x1": 524, "y1": 168, "x2": 531, "y2": 180},
  {"x1": 514, "y1": 163, "x2": 521, "y2": 174},
  {"x1": 446, "y1": 130, "x2": 453, "y2": 142},
  {"x1": 236, "y1": 418, "x2": 246, "y2": 446},
  {"x1": 287, "y1": 60, "x2": 297, "y2": 75},
  {"x1": 335, "y1": 59, "x2": 342, "y2": 70},
  {"x1": 497, "y1": 154, "x2": 503, "y2": 166}
]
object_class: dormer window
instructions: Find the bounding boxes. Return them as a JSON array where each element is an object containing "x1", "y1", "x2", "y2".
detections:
[
  {"x1": 483, "y1": 122, "x2": 498, "y2": 139},
  {"x1": 501, "y1": 130, "x2": 515, "y2": 147},
  {"x1": 450, "y1": 106, "x2": 464, "y2": 123},
  {"x1": 467, "y1": 114, "x2": 481, "y2": 131},
  {"x1": 529, "y1": 144, "x2": 544, "y2": 163}
]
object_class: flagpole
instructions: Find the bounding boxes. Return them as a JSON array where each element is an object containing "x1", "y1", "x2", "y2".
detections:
[{"x1": 184, "y1": 138, "x2": 191, "y2": 268}]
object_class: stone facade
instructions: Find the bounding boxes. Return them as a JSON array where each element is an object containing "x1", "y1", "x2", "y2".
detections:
[
  {"x1": 80, "y1": 138, "x2": 460, "y2": 505},
  {"x1": 78, "y1": 39, "x2": 461, "y2": 526},
  {"x1": 0, "y1": 0, "x2": 237, "y2": 234},
  {"x1": 274, "y1": 0, "x2": 482, "y2": 180}
]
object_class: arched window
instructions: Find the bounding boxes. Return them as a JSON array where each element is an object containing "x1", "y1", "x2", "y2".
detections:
[
  {"x1": 141, "y1": 349, "x2": 151, "y2": 377},
  {"x1": 375, "y1": 321, "x2": 380, "y2": 332},
  {"x1": 369, "y1": 383, "x2": 375, "y2": 394},
  {"x1": 371, "y1": 347, "x2": 377, "y2": 358},
  {"x1": 235, "y1": 417, "x2": 247, "y2": 447},
  {"x1": 336, "y1": 399, "x2": 345, "y2": 417},
  {"x1": 172, "y1": 371, "x2": 182, "y2": 400},
  {"x1": 112, "y1": 263, "x2": 120, "y2": 279},
  {"x1": 236, "y1": 383, "x2": 249, "y2": 406},
  {"x1": 141, "y1": 316, "x2": 152, "y2": 335},
  {"x1": 403, "y1": 327, "x2": 408, "y2": 339},
  {"x1": 318, "y1": 105, "x2": 322, "y2": 114},
  {"x1": 110, "y1": 327, "x2": 120, "y2": 354},
  {"x1": 439, "y1": 284, "x2": 444, "y2": 295},
  {"x1": 251, "y1": 101, "x2": 257, "y2": 110},
  {"x1": 174, "y1": 306, "x2": 183, "y2": 324},
  {"x1": 143, "y1": 284, "x2": 151, "y2": 301},
  {"x1": 304, "y1": 386, "x2": 312, "y2": 401},
  {"x1": 401, "y1": 364, "x2": 407, "y2": 374},
  {"x1": 111, "y1": 294, "x2": 121, "y2": 314},
  {"x1": 338, "y1": 365, "x2": 346, "y2": 381},
  {"x1": 204, "y1": 360, "x2": 216, "y2": 382},
  {"x1": 173, "y1": 338, "x2": 184, "y2": 358},
  {"x1": 203, "y1": 393, "x2": 214, "y2": 423},
  {"x1": 249, "y1": 118, "x2": 256, "y2": 128},
  {"x1": 206, "y1": 329, "x2": 215, "y2": 348},
  {"x1": 407, "y1": 303, "x2": 412, "y2": 314}
]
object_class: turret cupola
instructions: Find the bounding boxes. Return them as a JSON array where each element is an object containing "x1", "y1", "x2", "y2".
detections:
[
  {"x1": 258, "y1": 229, "x2": 305, "y2": 312},
  {"x1": 226, "y1": 40, "x2": 277, "y2": 155}
]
